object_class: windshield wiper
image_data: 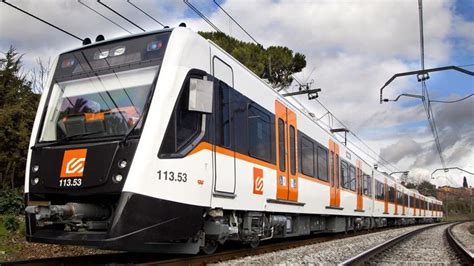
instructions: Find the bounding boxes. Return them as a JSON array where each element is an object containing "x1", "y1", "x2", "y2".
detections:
[{"x1": 58, "y1": 131, "x2": 105, "y2": 143}]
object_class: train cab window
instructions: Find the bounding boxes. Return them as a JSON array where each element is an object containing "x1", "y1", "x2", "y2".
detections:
[
  {"x1": 216, "y1": 82, "x2": 231, "y2": 148},
  {"x1": 248, "y1": 105, "x2": 272, "y2": 162},
  {"x1": 289, "y1": 125, "x2": 296, "y2": 175},
  {"x1": 278, "y1": 118, "x2": 286, "y2": 172},
  {"x1": 349, "y1": 165, "x2": 356, "y2": 191},
  {"x1": 341, "y1": 161, "x2": 350, "y2": 189},
  {"x1": 301, "y1": 136, "x2": 314, "y2": 177},
  {"x1": 159, "y1": 74, "x2": 203, "y2": 157},
  {"x1": 317, "y1": 146, "x2": 328, "y2": 181}
]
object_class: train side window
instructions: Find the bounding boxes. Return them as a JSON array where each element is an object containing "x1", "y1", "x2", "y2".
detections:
[
  {"x1": 349, "y1": 165, "x2": 356, "y2": 191},
  {"x1": 216, "y1": 82, "x2": 231, "y2": 148},
  {"x1": 363, "y1": 174, "x2": 371, "y2": 196},
  {"x1": 278, "y1": 118, "x2": 286, "y2": 172},
  {"x1": 388, "y1": 186, "x2": 395, "y2": 203},
  {"x1": 317, "y1": 146, "x2": 328, "y2": 181},
  {"x1": 375, "y1": 180, "x2": 384, "y2": 200},
  {"x1": 159, "y1": 73, "x2": 203, "y2": 157},
  {"x1": 289, "y1": 125, "x2": 296, "y2": 175},
  {"x1": 301, "y1": 136, "x2": 314, "y2": 177},
  {"x1": 341, "y1": 161, "x2": 349, "y2": 189},
  {"x1": 248, "y1": 105, "x2": 272, "y2": 162}
]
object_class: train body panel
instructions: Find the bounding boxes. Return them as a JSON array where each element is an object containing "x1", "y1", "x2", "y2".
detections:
[{"x1": 23, "y1": 27, "x2": 443, "y2": 254}]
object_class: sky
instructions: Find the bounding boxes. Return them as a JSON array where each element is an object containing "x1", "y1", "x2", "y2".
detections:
[{"x1": 0, "y1": 0, "x2": 473, "y2": 187}]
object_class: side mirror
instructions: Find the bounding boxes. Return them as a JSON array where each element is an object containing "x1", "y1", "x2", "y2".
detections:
[{"x1": 188, "y1": 78, "x2": 213, "y2": 113}]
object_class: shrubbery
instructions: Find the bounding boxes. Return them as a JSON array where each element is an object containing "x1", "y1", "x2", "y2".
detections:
[
  {"x1": 2, "y1": 215, "x2": 19, "y2": 232},
  {"x1": 0, "y1": 188, "x2": 24, "y2": 216}
]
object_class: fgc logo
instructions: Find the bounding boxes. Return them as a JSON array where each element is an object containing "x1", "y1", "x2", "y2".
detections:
[
  {"x1": 60, "y1": 149, "x2": 87, "y2": 178},
  {"x1": 253, "y1": 167, "x2": 263, "y2": 195}
]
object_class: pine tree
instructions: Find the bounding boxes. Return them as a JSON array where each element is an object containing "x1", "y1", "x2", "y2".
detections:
[
  {"x1": 198, "y1": 31, "x2": 306, "y2": 89},
  {"x1": 0, "y1": 47, "x2": 40, "y2": 188},
  {"x1": 463, "y1": 176, "x2": 468, "y2": 188}
]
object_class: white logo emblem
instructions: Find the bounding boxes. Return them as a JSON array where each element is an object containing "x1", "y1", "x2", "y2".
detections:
[{"x1": 65, "y1": 158, "x2": 86, "y2": 174}]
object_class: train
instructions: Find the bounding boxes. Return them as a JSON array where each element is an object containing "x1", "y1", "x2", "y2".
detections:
[{"x1": 24, "y1": 25, "x2": 443, "y2": 254}]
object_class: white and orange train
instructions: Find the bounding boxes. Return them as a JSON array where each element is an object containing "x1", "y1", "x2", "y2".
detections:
[{"x1": 24, "y1": 26, "x2": 443, "y2": 254}]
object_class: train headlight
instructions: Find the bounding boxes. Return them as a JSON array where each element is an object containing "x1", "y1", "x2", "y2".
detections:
[
  {"x1": 113, "y1": 174, "x2": 123, "y2": 183},
  {"x1": 118, "y1": 160, "x2": 127, "y2": 169},
  {"x1": 31, "y1": 177, "x2": 40, "y2": 186},
  {"x1": 32, "y1": 165, "x2": 39, "y2": 173}
]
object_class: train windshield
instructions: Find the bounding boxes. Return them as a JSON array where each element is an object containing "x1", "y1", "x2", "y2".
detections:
[{"x1": 39, "y1": 32, "x2": 170, "y2": 142}]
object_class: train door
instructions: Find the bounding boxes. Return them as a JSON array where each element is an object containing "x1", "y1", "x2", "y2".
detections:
[
  {"x1": 413, "y1": 195, "x2": 416, "y2": 216},
  {"x1": 394, "y1": 185, "x2": 398, "y2": 215},
  {"x1": 384, "y1": 179, "x2": 388, "y2": 214},
  {"x1": 275, "y1": 100, "x2": 298, "y2": 201},
  {"x1": 328, "y1": 140, "x2": 340, "y2": 208},
  {"x1": 402, "y1": 194, "x2": 406, "y2": 215},
  {"x1": 356, "y1": 160, "x2": 363, "y2": 210},
  {"x1": 212, "y1": 57, "x2": 236, "y2": 196}
]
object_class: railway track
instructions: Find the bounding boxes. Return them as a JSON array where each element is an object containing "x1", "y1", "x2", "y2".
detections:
[
  {"x1": 447, "y1": 221, "x2": 474, "y2": 265},
  {"x1": 6, "y1": 224, "x2": 424, "y2": 265},
  {"x1": 339, "y1": 222, "x2": 473, "y2": 265}
]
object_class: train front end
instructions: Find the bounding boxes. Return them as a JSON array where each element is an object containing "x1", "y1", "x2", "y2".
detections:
[{"x1": 23, "y1": 29, "x2": 206, "y2": 253}]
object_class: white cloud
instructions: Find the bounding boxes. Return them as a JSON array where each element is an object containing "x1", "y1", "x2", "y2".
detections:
[{"x1": 0, "y1": 0, "x2": 472, "y2": 186}]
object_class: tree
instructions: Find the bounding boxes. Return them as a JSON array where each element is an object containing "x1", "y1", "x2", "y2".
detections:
[
  {"x1": 198, "y1": 31, "x2": 306, "y2": 89},
  {"x1": 0, "y1": 47, "x2": 40, "y2": 188},
  {"x1": 463, "y1": 176, "x2": 468, "y2": 188},
  {"x1": 417, "y1": 181, "x2": 437, "y2": 197}
]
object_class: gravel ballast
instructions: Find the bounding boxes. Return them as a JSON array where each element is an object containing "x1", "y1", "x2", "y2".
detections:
[
  {"x1": 451, "y1": 221, "x2": 474, "y2": 254},
  {"x1": 371, "y1": 223, "x2": 461, "y2": 265},
  {"x1": 220, "y1": 224, "x2": 432, "y2": 265}
]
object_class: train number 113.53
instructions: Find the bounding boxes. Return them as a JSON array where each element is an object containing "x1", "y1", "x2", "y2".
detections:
[{"x1": 157, "y1": 170, "x2": 187, "y2": 182}]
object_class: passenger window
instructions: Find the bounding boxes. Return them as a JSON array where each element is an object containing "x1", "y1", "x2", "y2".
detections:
[
  {"x1": 301, "y1": 137, "x2": 314, "y2": 177},
  {"x1": 278, "y1": 118, "x2": 286, "y2": 172},
  {"x1": 363, "y1": 174, "x2": 371, "y2": 196},
  {"x1": 159, "y1": 74, "x2": 202, "y2": 156},
  {"x1": 248, "y1": 105, "x2": 271, "y2": 162},
  {"x1": 289, "y1": 126, "x2": 296, "y2": 175},
  {"x1": 317, "y1": 146, "x2": 328, "y2": 181},
  {"x1": 341, "y1": 161, "x2": 349, "y2": 189},
  {"x1": 349, "y1": 165, "x2": 356, "y2": 191}
]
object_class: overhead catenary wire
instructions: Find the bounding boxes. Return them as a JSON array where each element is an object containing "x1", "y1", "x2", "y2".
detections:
[
  {"x1": 1, "y1": 0, "x2": 83, "y2": 41},
  {"x1": 127, "y1": 0, "x2": 165, "y2": 27},
  {"x1": 183, "y1": 0, "x2": 222, "y2": 33},
  {"x1": 212, "y1": 0, "x2": 260, "y2": 45},
  {"x1": 430, "y1": 93, "x2": 474, "y2": 103},
  {"x1": 97, "y1": 0, "x2": 145, "y2": 32},
  {"x1": 78, "y1": 0, "x2": 132, "y2": 34}
]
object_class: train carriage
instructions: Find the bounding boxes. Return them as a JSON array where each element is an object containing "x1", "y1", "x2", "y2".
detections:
[{"x1": 24, "y1": 26, "x2": 442, "y2": 254}]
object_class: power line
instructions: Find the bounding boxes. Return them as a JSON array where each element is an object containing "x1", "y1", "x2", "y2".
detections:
[
  {"x1": 311, "y1": 97, "x2": 401, "y2": 172},
  {"x1": 430, "y1": 94, "x2": 474, "y2": 103},
  {"x1": 97, "y1": 0, "x2": 145, "y2": 32},
  {"x1": 212, "y1": 0, "x2": 260, "y2": 45},
  {"x1": 183, "y1": 0, "x2": 222, "y2": 33},
  {"x1": 78, "y1": 0, "x2": 132, "y2": 34},
  {"x1": 127, "y1": 0, "x2": 165, "y2": 27},
  {"x1": 1, "y1": 0, "x2": 83, "y2": 41}
]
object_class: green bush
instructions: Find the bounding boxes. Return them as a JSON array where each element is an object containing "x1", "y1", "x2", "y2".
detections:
[
  {"x1": 3, "y1": 215, "x2": 19, "y2": 232},
  {"x1": 0, "y1": 188, "x2": 24, "y2": 215}
]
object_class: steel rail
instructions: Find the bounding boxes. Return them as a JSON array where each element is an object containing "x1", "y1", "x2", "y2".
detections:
[
  {"x1": 8, "y1": 224, "x2": 420, "y2": 265},
  {"x1": 338, "y1": 222, "x2": 446, "y2": 265},
  {"x1": 446, "y1": 222, "x2": 474, "y2": 265}
]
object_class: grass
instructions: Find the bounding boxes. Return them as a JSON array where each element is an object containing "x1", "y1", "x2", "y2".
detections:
[{"x1": 0, "y1": 215, "x2": 24, "y2": 261}]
